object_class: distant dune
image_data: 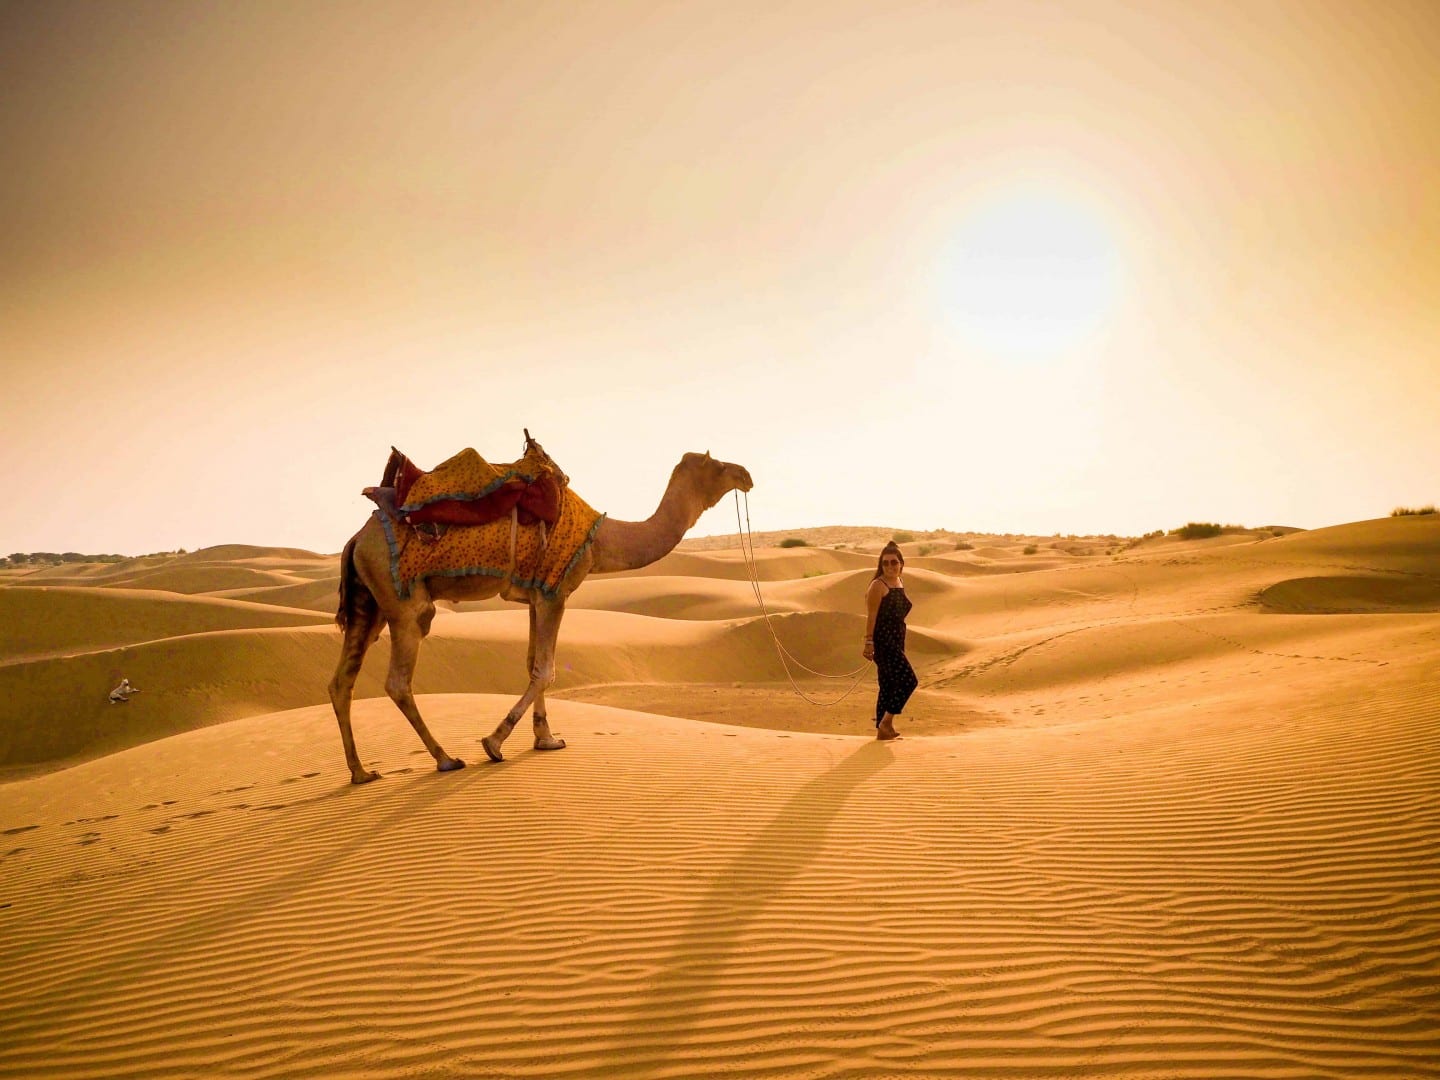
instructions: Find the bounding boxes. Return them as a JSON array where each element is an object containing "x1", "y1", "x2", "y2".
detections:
[{"x1": 2, "y1": 515, "x2": 1437, "y2": 1076}]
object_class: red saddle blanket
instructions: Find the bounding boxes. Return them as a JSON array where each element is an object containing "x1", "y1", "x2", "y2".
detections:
[{"x1": 385, "y1": 446, "x2": 563, "y2": 528}]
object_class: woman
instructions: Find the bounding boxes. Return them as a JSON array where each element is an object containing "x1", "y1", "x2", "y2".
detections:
[{"x1": 863, "y1": 541, "x2": 917, "y2": 740}]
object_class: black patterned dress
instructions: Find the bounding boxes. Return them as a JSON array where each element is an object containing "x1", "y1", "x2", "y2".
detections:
[{"x1": 873, "y1": 581, "x2": 918, "y2": 725}]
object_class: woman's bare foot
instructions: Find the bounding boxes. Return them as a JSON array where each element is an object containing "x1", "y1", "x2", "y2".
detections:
[{"x1": 876, "y1": 717, "x2": 900, "y2": 740}]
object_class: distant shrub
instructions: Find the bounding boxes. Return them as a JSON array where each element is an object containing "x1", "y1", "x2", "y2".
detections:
[
  {"x1": 778, "y1": 537, "x2": 809, "y2": 548},
  {"x1": 892, "y1": 531, "x2": 915, "y2": 544},
  {"x1": 1391, "y1": 505, "x2": 1437, "y2": 516},
  {"x1": 5, "y1": 549, "x2": 170, "y2": 566},
  {"x1": 953, "y1": 541, "x2": 974, "y2": 551},
  {"x1": 918, "y1": 544, "x2": 934, "y2": 556},
  {"x1": 1023, "y1": 544, "x2": 1038, "y2": 555},
  {"x1": 1172, "y1": 522, "x2": 1223, "y2": 540}
]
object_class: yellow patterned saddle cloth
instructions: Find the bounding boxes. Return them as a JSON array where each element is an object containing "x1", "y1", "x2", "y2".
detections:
[{"x1": 377, "y1": 486, "x2": 603, "y2": 600}]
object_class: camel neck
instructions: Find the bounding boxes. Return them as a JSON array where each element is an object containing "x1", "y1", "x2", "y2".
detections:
[{"x1": 591, "y1": 473, "x2": 707, "y2": 572}]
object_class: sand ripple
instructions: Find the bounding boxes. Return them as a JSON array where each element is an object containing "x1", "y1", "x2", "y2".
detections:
[{"x1": 2, "y1": 678, "x2": 1437, "y2": 1078}]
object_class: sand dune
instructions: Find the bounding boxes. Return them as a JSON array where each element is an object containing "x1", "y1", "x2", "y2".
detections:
[
  {"x1": 91, "y1": 563, "x2": 314, "y2": 594},
  {"x1": 1260, "y1": 574, "x2": 1440, "y2": 614},
  {"x1": 1, "y1": 513, "x2": 1437, "y2": 1076},
  {"x1": 7, "y1": 548, "x2": 335, "y2": 596},
  {"x1": 0, "y1": 586, "x2": 331, "y2": 663},
  {"x1": 177, "y1": 543, "x2": 331, "y2": 563},
  {"x1": 206, "y1": 576, "x2": 349, "y2": 612},
  {"x1": 2, "y1": 679, "x2": 1436, "y2": 1077},
  {"x1": 615, "y1": 545, "x2": 877, "y2": 581}
]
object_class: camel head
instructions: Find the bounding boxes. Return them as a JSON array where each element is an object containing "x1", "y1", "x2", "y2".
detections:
[{"x1": 678, "y1": 450, "x2": 754, "y2": 511}]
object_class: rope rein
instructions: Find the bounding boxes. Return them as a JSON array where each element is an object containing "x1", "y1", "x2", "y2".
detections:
[{"x1": 734, "y1": 491, "x2": 868, "y2": 707}]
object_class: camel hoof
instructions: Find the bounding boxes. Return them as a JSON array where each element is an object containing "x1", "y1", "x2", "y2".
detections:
[
  {"x1": 437, "y1": 757, "x2": 466, "y2": 773},
  {"x1": 351, "y1": 770, "x2": 382, "y2": 785},
  {"x1": 481, "y1": 736, "x2": 504, "y2": 763},
  {"x1": 535, "y1": 737, "x2": 567, "y2": 751}
]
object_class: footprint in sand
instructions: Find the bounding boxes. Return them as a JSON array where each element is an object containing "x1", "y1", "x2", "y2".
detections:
[
  {"x1": 149, "y1": 825, "x2": 171, "y2": 835},
  {"x1": 77, "y1": 833, "x2": 102, "y2": 846},
  {"x1": 2, "y1": 825, "x2": 39, "y2": 837}
]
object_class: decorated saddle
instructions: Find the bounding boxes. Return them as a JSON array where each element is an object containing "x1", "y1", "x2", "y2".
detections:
[
  {"x1": 387, "y1": 443, "x2": 564, "y2": 528},
  {"x1": 364, "y1": 433, "x2": 604, "y2": 600}
]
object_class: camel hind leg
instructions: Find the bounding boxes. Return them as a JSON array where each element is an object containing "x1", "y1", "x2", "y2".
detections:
[
  {"x1": 330, "y1": 602, "x2": 386, "y2": 785},
  {"x1": 385, "y1": 604, "x2": 466, "y2": 775}
]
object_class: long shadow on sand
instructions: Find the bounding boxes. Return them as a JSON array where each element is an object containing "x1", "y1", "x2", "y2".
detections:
[
  {"x1": 590, "y1": 739, "x2": 895, "y2": 1075},
  {"x1": 0, "y1": 755, "x2": 506, "y2": 1052}
]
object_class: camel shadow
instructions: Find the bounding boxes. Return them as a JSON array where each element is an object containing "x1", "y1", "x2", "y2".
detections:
[
  {"x1": 594, "y1": 739, "x2": 895, "y2": 1075},
  {"x1": 3, "y1": 758, "x2": 508, "y2": 1048}
]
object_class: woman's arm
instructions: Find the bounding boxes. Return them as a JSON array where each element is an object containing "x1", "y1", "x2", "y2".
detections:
[{"x1": 863, "y1": 579, "x2": 883, "y2": 660}]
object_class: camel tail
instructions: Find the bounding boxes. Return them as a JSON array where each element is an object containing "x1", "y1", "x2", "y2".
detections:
[{"x1": 335, "y1": 535, "x2": 379, "y2": 633}]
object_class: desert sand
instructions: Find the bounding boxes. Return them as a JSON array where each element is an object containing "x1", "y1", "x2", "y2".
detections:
[{"x1": 2, "y1": 517, "x2": 1438, "y2": 1077}]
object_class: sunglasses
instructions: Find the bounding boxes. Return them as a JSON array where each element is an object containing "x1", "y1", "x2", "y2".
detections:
[{"x1": 881, "y1": 558, "x2": 901, "y2": 566}]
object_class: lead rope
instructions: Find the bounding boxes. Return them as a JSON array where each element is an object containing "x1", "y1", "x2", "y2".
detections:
[{"x1": 735, "y1": 491, "x2": 868, "y2": 706}]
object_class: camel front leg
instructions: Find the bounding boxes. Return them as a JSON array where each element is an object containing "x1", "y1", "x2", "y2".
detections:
[
  {"x1": 483, "y1": 595, "x2": 566, "y2": 762},
  {"x1": 525, "y1": 602, "x2": 566, "y2": 752},
  {"x1": 386, "y1": 610, "x2": 466, "y2": 775}
]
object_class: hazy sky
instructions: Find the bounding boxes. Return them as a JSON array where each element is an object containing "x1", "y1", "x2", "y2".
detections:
[{"x1": 3, "y1": 0, "x2": 1437, "y2": 555}]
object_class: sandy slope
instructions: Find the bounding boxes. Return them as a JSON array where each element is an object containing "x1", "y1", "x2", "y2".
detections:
[
  {"x1": 1, "y1": 519, "x2": 1438, "y2": 1076},
  {"x1": 2, "y1": 681, "x2": 1437, "y2": 1078}
]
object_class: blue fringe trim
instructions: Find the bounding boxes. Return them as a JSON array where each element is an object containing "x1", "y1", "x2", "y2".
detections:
[
  {"x1": 512, "y1": 512, "x2": 607, "y2": 598},
  {"x1": 379, "y1": 505, "x2": 608, "y2": 602},
  {"x1": 374, "y1": 508, "x2": 406, "y2": 599},
  {"x1": 412, "y1": 564, "x2": 511, "y2": 586}
]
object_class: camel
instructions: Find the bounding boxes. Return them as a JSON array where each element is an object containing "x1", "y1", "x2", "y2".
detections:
[{"x1": 329, "y1": 449, "x2": 754, "y2": 783}]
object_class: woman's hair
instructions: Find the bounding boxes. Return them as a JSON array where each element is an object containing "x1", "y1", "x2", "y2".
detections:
[{"x1": 873, "y1": 541, "x2": 905, "y2": 580}]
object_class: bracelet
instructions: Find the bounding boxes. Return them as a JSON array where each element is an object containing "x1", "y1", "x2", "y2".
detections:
[{"x1": 864, "y1": 638, "x2": 873, "y2": 644}]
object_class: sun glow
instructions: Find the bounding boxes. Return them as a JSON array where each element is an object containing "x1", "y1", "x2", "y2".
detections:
[{"x1": 938, "y1": 190, "x2": 1125, "y2": 363}]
